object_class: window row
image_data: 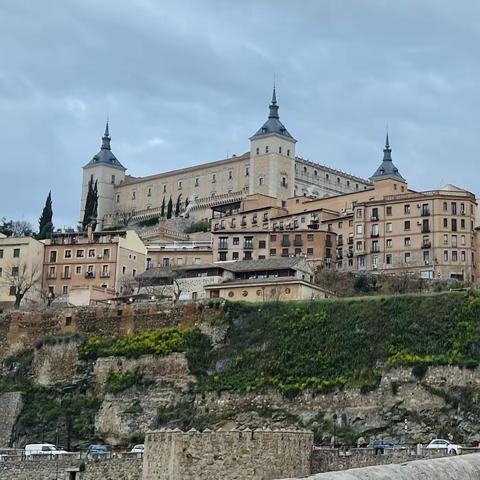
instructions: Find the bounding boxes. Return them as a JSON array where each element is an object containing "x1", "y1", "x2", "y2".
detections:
[
  {"x1": 48, "y1": 248, "x2": 112, "y2": 262},
  {"x1": 0, "y1": 248, "x2": 20, "y2": 259}
]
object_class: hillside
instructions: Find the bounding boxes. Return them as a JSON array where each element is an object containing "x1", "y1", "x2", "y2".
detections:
[{"x1": 1, "y1": 291, "x2": 480, "y2": 448}]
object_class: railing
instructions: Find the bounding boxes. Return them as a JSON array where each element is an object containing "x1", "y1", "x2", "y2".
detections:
[
  {"x1": 61, "y1": 274, "x2": 71, "y2": 279},
  {"x1": 100, "y1": 273, "x2": 111, "y2": 278},
  {"x1": 47, "y1": 274, "x2": 57, "y2": 279},
  {"x1": 218, "y1": 244, "x2": 228, "y2": 251},
  {"x1": 243, "y1": 243, "x2": 254, "y2": 250},
  {"x1": 421, "y1": 241, "x2": 432, "y2": 249},
  {"x1": 85, "y1": 272, "x2": 95, "y2": 279}
]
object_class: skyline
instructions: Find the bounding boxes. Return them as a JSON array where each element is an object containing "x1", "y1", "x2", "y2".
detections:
[{"x1": 2, "y1": 0, "x2": 480, "y2": 229}]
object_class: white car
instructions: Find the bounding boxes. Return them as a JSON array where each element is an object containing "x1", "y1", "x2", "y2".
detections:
[
  {"x1": 426, "y1": 439, "x2": 461, "y2": 455},
  {"x1": 130, "y1": 444, "x2": 144, "y2": 454},
  {"x1": 25, "y1": 443, "x2": 67, "y2": 457}
]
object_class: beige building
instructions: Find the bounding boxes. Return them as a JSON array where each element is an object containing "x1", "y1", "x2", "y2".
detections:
[
  {"x1": 42, "y1": 228, "x2": 146, "y2": 304},
  {"x1": 0, "y1": 236, "x2": 45, "y2": 306},
  {"x1": 80, "y1": 89, "x2": 370, "y2": 231},
  {"x1": 146, "y1": 240, "x2": 212, "y2": 269},
  {"x1": 210, "y1": 136, "x2": 478, "y2": 282}
]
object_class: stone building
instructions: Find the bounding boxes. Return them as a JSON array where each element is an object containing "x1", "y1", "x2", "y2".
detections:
[
  {"x1": 212, "y1": 136, "x2": 478, "y2": 282},
  {"x1": 0, "y1": 235, "x2": 45, "y2": 306},
  {"x1": 146, "y1": 240, "x2": 212, "y2": 269},
  {"x1": 42, "y1": 228, "x2": 146, "y2": 304},
  {"x1": 80, "y1": 89, "x2": 370, "y2": 230}
]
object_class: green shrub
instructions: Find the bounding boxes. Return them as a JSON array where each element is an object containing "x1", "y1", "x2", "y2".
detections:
[
  {"x1": 105, "y1": 368, "x2": 151, "y2": 393},
  {"x1": 184, "y1": 221, "x2": 210, "y2": 234},
  {"x1": 136, "y1": 216, "x2": 160, "y2": 227}
]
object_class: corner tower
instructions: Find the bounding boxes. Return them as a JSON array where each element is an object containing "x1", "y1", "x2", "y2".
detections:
[
  {"x1": 249, "y1": 88, "x2": 296, "y2": 205},
  {"x1": 80, "y1": 122, "x2": 126, "y2": 229}
]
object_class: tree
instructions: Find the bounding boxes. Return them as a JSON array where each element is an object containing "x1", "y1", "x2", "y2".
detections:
[
  {"x1": 1, "y1": 261, "x2": 41, "y2": 308},
  {"x1": 0, "y1": 218, "x2": 34, "y2": 237},
  {"x1": 37, "y1": 191, "x2": 54, "y2": 240},
  {"x1": 175, "y1": 194, "x2": 182, "y2": 217},
  {"x1": 166, "y1": 196, "x2": 173, "y2": 219},
  {"x1": 82, "y1": 178, "x2": 95, "y2": 230},
  {"x1": 160, "y1": 197, "x2": 166, "y2": 217},
  {"x1": 116, "y1": 209, "x2": 135, "y2": 227}
]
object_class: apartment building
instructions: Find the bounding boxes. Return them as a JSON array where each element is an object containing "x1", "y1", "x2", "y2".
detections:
[
  {"x1": 42, "y1": 228, "x2": 146, "y2": 302},
  {"x1": 0, "y1": 235, "x2": 45, "y2": 306},
  {"x1": 209, "y1": 136, "x2": 478, "y2": 282},
  {"x1": 146, "y1": 240, "x2": 213, "y2": 269}
]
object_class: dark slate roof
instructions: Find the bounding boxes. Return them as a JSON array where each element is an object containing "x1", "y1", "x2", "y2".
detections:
[
  {"x1": 84, "y1": 122, "x2": 126, "y2": 170},
  {"x1": 219, "y1": 257, "x2": 310, "y2": 273},
  {"x1": 370, "y1": 134, "x2": 404, "y2": 181},
  {"x1": 250, "y1": 88, "x2": 296, "y2": 141}
]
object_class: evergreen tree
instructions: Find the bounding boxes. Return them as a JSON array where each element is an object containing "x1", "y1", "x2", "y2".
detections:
[
  {"x1": 82, "y1": 178, "x2": 94, "y2": 229},
  {"x1": 175, "y1": 194, "x2": 182, "y2": 217},
  {"x1": 185, "y1": 197, "x2": 189, "y2": 209},
  {"x1": 91, "y1": 180, "x2": 98, "y2": 230},
  {"x1": 37, "y1": 191, "x2": 53, "y2": 240},
  {"x1": 160, "y1": 197, "x2": 166, "y2": 217},
  {"x1": 166, "y1": 196, "x2": 173, "y2": 219}
]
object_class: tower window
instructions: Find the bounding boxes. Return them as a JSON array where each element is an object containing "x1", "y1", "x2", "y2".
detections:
[
  {"x1": 245, "y1": 167, "x2": 249, "y2": 176},
  {"x1": 326, "y1": 174, "x2": 329, "y2": 180},
  {"x1": 178, "y1": 181, "x2": 182, "y2": 190},
  {"x1": 163, "y1": 185, "x2": 167, "y2": 193},
  {"x1": 256, "y1": 148, "x2": 259, "y2": 155},
  {"x1": 111, "y1": 174, "x2": 116, "y2": 184},
  {"x1": 314, "y1": 170, "x2": 317, "y2": 176},
  {"x1": 116, "y1": 194, "x2": 120, "y2": 203},
  {"x1": 337, "y1": 177, "x2": 340, "y2": 183},
  {"x1": 132, "y1": 191, "x2": 136, "y2": 200},
  {"x1": 212, "y1": 174, "x2": 216, "y2": 183},
  {"x1": 228, "y1": 170, "x2": 233, "y2": 180},
  {"x1": 279, "y1": 146, "x2": 282, "y2": 154},
  {"x1": 195, "y1": 178, "x2": 199, "y2": 186},
  {"x1": 304, "y1": 166, "x2": 307, "y2": 173},
  {"x1": 147, "y1": 187, "x2": 152, "y2": 196},
  {"x1": 259, "y1": 177, "x2": 265, "y2": 186},
  {"x1": 265, "y1": 146, "x2": 269, "y2": 153},
  {"x1": 287, "y1": 149, "x2": 290, "y2": 156}
]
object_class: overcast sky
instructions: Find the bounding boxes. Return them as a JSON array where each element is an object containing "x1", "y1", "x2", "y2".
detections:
[{"x1": 1, "y1": 0, "x2": 480, "y2": 229}]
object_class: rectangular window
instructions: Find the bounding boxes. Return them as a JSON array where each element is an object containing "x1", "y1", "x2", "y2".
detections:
[
  {"x1": 232, "y1": 252, "x2": 239, "y2": 260},
  {"x1": 461, "y1": 250, "x2": 466, "y2": 262},
  {"x1": 386, "y1": 238, "x2": 392, "y2": 248},
  {"x1": 404, "y1": 252, "x2": 411, "y2": 263},
  {"x1": 386, "y1": 222, "x2": 393, "y2": 233},
  {"x1": 443, "y1": 201, "x2": 448, "y2": 211},
  {"x1": 50, "y1": 251, "x2": 57, "y2": 262},
  {"x1": 452, "y1": 219, "x2": 457, "y2": 232},
  {"x1": 421, "y1": 203, "x2": 430, "y2": 216},
  {"x1": 452, "y1": 251, "x2": 458, "y2": 262},
  {"x1": 88, "y1": 249, "x2": 96, "y2": 258},
  {"x1": 259, "y1": 177, "x2": 264, "y2": 186},
  {"x1": 461, "y1": 219, "x2": 465, "y2": 229},
  {"x1": 444, "y1": 250, "x2": 449, "y2": 262},
  {"x1": 404, "y1": 221, "x2": 410, "y2": 231},
  {"x1": 13, "y1": 248, "x2": 20, "y2": 258},
  {"x1": 356, "y1": 241, "x2": 363, "y2": 251},
  {"x1": 371, "y1": 207, "x2": 379, "y2": 220},
  {"x1": 76, "y1": 249, "x2": 85, "y2": 258},
  {"x1": 62, "y1": 286, "x2": 69, "y2": 295},
  {"x1": 452, "y1": 235, "x2": 457, "y2": 248},
  {"x1": 76, "y1": 266, "x2": 81, "y2": 274},
  {"x1": 244, "y1": 237, "x2": 253, "y2": 249},
  {"x1": 307, "y1": 234, "x2": 314, "y2": 241},
  {"x1": 461, "y1": 235, "x2": 466, "y2": 245},
  {"x1": 0, "y1": 249, "x2": 3, "y2": 259},
  {"x1": 228, "y1": 170, "x2": 233, "y2": 180},
  {"x1": 451, "y1": 202, "x2": 457, "y2": 215},
  {"x1": 9, "y1": 286, "x2": 16, "y2": 296},
  {"x1": 12, "y1": 266, "x2": 19, "y2": 276},
  {"x1": 404, "y1": 237, "x2": 411, "y2": 246},
  {"x1": 218, "y1": 237, "x2": 228, "y2": 249},
  {"x1": 443, "y1": 218, "x2": 448, "y2": 228},
  {"x1": 212, "y1": 174, "x2": 216, "y2": 183},
  {"x1": 386, "y1": 206, "x2": 392, "y2": 216},
  {"x1": 270, "y1": 248, "x2": 277, "y2": 256},
  {"x1": 307, "y1": 248, "x2": 314, "y2": 256},
  {"x1": 386, "y1": 254, "x2": 392, "y2": 265},
  {"x1": 356, "y1": 224, "x2": 363, "y2": 235},
  {"x1": 404, "y1": 204, "x2": 410, "y2": 214},
  {"x1": 65, "y1": 250, "x2": 72, "y2": 258},
  {"x1": 356, "y1": 209, "x2": 363, "y2": 218},
  {"x1": 233, "y1": 237, "x2": 239, "y2": 245},
  {"x1": 270, "y1": 234, "x2": 277, "y2": 241},
  {"x1": 245, "y1": 167, "x2": 249, "y2": 176},
  {"x1": 0, "y1": 267, "x2": 2, "y2": 277},
  {"x1": 259, "y1": 240, "x2": 266, "y2": 249}
]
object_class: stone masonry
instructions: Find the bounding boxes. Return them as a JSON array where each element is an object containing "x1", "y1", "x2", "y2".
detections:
[
  {"x1": 143, "y1": 428, "x2": 313, "y2": 480},
  {"x1": 0, "y1": 392, "x2": 23, "y2": 447}
]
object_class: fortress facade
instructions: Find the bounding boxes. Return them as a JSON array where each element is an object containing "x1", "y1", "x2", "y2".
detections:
[{"x1": 80, "y1": 89, "x2": 371, "y2": 228}]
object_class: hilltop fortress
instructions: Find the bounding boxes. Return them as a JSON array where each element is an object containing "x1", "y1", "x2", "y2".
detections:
[{"x1": 80, "y1": 89, "x2": 371, "y2": 229}]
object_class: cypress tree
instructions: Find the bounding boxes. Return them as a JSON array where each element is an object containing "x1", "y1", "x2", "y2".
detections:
[
  {"x1": 160, "y1": 197, "x2": 166, "y2": 217},
  {"x1": 82, "y1": 178, "x2": 94, "y2": 230},
  {"x1": 37, "y1": 191, "x2": 53, "y2": 239},
  {"x1": 175, "y1": 194, "x2": 182, "y2": 217},
  {"x1": 166, "y1": 196, "x2": 173, "y2": 219},
  {"x1": 91, "y1": 180, "x2": 98, "y2": 230}
]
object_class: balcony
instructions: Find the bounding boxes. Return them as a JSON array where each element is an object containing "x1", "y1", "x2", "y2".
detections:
[
  {"x1": 347, "y1": 251, "x2": 354, "y2": 258},
  {"x1": 421, "y1": 210, "x2": 430, "y2": 217},
  {"x1": 347, "y1": 238, "x2": 354, "y2": 245},
  {"x1": 61, "y1": 274, "x2": 71, "y2": 280},
  {"x1": 218, "y1": 244, "x2": 228, "y2": 251},
  {"x1": 421, "y1": 227, "x2": 431, "y2": 233},
  {"x1": 85, "y1": 272, "x2": 95, "y2": 279},
  {"x1": 47, "y1": 273, "x2": 57, "y2": 280},
  {"x1": 243, "y1": 243, "x2": 254, "y2": 250},
  {"x1": 421, "y1": 241, "x2": 432, "y2": 249},
  {"x1": 370, "y1": 216, "x2": 379, "y2": 221},
  {"x1": 100, "y1": 273, "x2": 111, "y2": 278},
  {"x1": 370, "y1": 247, "x2": 381, "y2": 253},
  {"x1": 370, "y1": 232, "x2": 379, "y2": 238}
]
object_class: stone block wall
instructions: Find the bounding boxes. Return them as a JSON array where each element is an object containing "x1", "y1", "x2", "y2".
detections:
[
  {"x1": 143, "y1": 428, "x2": 313, "y2": 480},
  {"x1": 0, "y1": 392, "x2": 23, "y2": 447}
]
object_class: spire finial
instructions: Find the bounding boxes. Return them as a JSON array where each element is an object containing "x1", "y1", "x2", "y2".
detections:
[
  {"x1": 101, "y1": 119, "x2": 111, "y2": 150},
  {"x1": 269, "y1": 85, "x2": 279, "y2": 119},
  {"x1": 383, "y1": 129, "x2": 392, "y2": 161}
]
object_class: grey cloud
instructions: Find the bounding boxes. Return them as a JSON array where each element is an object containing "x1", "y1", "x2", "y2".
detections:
[{"x1": 1, "y1": 0, "x2": 480, "y2": 228}]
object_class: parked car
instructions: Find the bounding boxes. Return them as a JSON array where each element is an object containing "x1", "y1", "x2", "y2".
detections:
[
  {"x1": 370, "y1": 439, "x2": 397, "y2": 454},
  {"x1": 130, "y1": 444, "x2": 144, "y2": 454},
  {"x1": 25, "y1": 444, "x2": 67, "y2": 457},
  {"x1": 426, "y1": 439, "x2": 461, "y2": 455},
  {"x1": 86, "y1": 444, "x2": 112, "y2": 456}
]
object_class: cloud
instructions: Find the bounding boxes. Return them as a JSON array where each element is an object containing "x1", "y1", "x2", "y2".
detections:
[{"x1": 1, "y1": 0, "x2": 480, "y2": 229}]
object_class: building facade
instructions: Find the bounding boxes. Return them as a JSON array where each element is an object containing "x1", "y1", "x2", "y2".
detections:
[
  {"x1": 0, "y1": 236, "x2": 45, "y2": 306},
  {"x1": 80, "y1": 89, "x2": 371, "y2": 230},
  {"x1": 42, "y1": 229, "x2": 146, "y2": 302},
  {"x1": 210, "y1": 137, "x2": 478, "y2": 282}
]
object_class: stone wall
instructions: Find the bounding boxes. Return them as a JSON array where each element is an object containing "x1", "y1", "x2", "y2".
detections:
[
  {"x1": 143, "y1": 428, "x2": 313, "y2": 480},
  {"x1": 311, "y1": 447, "x2": 447, "y2": 473},
  {"x1": 0, "y1": 456, "x2": 142, "y2": 480},
  {"x1": 0, "y1": 301, "x2": 221, "y2": 360},
  {"x1": 283, "y1": 452, "x2": 480, "y2": 480},
  {"x1": 0, "y1": 392, "x2": 23, "y2": 447}
]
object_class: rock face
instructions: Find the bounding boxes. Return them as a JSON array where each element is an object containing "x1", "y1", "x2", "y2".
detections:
[
  {"x1": 0, "y1": 392, "x2": 23, "y2": 447},
  {"x1": 282, "y1": 453, "x2": 480, "y2": 480}
]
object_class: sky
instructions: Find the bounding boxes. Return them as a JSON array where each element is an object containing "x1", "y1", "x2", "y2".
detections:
[{"x1": 1, "y1": 0, "x2": 480, "y2": 229}]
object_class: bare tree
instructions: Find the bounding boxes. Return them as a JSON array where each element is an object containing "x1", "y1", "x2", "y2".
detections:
[
  {"x1": 119, "y1": 275, "x2": 140, "y2": 296},
  {"x1": 1, "y1": 261, "x2": 41, "y2": 308},
  {"x1": 116, "y1": 209, "x2": 135, "y2": 227}
]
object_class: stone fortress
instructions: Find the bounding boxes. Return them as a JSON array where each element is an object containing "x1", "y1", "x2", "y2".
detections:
[{"x1": 80, "y1": 88, "x2": 371, "y2": 229}]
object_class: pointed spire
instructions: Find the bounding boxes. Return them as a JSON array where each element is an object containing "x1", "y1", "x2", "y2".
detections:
[
  {"x1": 269, "y1": 85, "x2": 279, "y2": 119},
  {"x1": 383, "y1": 130, "x2": 392, "y2": 161},
  {"x1": 101, "y1": 119, "x2": 111, "y2": 150}
]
